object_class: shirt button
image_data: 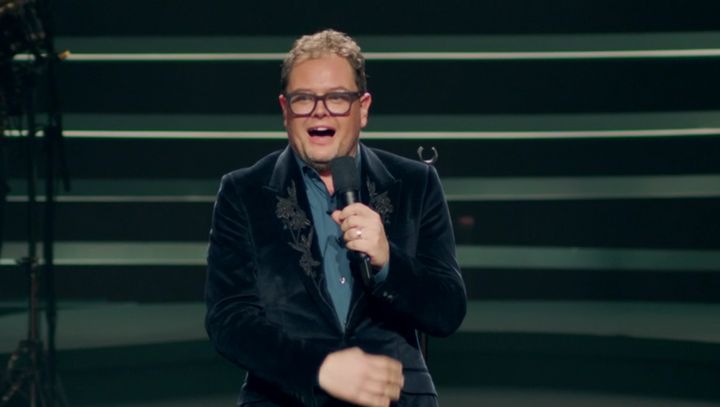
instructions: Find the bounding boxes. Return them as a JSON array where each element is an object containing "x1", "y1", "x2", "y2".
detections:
[{"x1": 340, "y1": 277, "x2": 347, "y2": 284}]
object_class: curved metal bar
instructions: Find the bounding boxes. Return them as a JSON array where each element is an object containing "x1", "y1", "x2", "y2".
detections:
[{"x1": 417, "y1": 146, "x2": 439, "y2": 165}]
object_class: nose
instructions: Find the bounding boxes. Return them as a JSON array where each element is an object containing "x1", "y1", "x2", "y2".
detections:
[{"x1": 312, "y1": 99, "x2": 330, "y2": 117}]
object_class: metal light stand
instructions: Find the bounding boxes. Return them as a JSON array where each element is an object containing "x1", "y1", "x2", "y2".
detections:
[
  {"x1": 0, "y1": 65, "x2": 53, "y2": 407},
  {"x1": 0, "y1": 70, "x2": 8, "y2": 260},
  {"x1": 38, "y1": 0, "x2": 70, "y2": 401},
  {"x1": 0, "y1": 0, "x2": 68, "y2": 405},
  {"x1": 416, "y1": 146, "x2": 439, "y2": 362}
]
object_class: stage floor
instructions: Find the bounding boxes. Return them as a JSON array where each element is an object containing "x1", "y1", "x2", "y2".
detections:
[{"x1": 1, "y1": 301, "x2": 719, "y2": 406}]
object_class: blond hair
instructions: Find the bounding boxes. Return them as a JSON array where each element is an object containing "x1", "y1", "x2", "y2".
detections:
[{"x1": 281, "y1": 29, "x2": 367, "y2": 93}]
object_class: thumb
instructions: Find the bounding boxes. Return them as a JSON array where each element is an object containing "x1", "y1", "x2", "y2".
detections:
[{"x1": 331, "y1": 210, "x2": 343, "y2": 225}]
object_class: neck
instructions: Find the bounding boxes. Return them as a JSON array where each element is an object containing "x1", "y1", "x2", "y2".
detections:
[{"x1": 320, "y1": 172, "x2": 334, "y2": 195}]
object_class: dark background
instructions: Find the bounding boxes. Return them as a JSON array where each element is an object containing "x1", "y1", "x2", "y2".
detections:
[{"x1": 1, "y1": 1, "x2": 719, "y2": 406}]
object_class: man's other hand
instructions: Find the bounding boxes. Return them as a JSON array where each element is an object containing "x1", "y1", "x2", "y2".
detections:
[{"x1": 318, "y1": 347, "x2": 404, "y2": 407}]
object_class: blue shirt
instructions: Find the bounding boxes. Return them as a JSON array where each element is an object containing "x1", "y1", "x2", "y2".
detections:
[{"x1": 293, "y1": 151, "x2": 388, "y2": 329}]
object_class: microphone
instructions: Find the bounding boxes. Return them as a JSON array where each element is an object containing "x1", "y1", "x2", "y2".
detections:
[{"x1": 330, "y1": 156, "x2": 374, "y2": 288}]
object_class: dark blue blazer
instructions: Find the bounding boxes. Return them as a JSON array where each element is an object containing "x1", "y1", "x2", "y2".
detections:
[{"x1": 205, "y1": 143, "x2": 466, "y2": 406}]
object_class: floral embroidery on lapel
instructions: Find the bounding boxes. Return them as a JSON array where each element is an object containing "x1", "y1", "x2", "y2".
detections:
[
  {"x1": 367, "y1": 179, "x2": 393, "y2": 225},
  {"x1": 276, "y1": 181, "x2": 320, "y2": 277}
]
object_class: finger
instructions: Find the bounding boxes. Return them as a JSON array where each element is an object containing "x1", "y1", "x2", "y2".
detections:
[
  {"x1": 338, "y1": 204, "x2": 376, "y2": 224},
  {"x1": 344, "y1": 222, "x2": 380, "y2": 241},
  {"x1": 385, "y1": 382, "x2": 402, "y2": 401},
  {"x1": 343, "y1": 226, "x2": 365, "y2": 241},
  {"x1": 373, "y1": 371, "x2": 403, "y2": 388},
  {"x1": 344, "y1": 239, "x2": 371, "y2": 255},
  {"x1": 340, "y1": 215, "x2": 364, "y2": 233},
  {"x1": 337, "y1": 204, "x2": 358, "y2": 220},
  {"x1": 342, "y1": 216, "x2": 382, "y2": 237},
  {"x1": 392, "y1": 385, "x2": 402, "y2": 400},
  {"x1": 342, "y1": 202, "x2": 370, "y2": 216},
  {"x1": 366, "y1": 357, "x2": 404, "y2": 400},
  {"x1": 366, "y1": 357, "x2": 404, "y2": 383},
  {"x1": 332, "y1": 208, "x2": 357, "y2": 226},
  {"x1": 362, "y1": 379, "x2": 391, "y2": 397},
  {"x1": 331, "y1": 210, "x2": 343, "y2": 225},
  {"x1": 367, "y1": 355, "x2": 403, "y2": 372},
  {"x1": 364, "y1": 378, "x2": 402, "y2": 401}
]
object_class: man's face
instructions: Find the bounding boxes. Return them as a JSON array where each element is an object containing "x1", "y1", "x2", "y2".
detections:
[{"x1": 279, "y1": 54, "x2": 371, "y2": 173}]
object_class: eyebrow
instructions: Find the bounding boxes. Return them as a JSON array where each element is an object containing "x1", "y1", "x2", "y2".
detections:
[{"x1": 288, "y1": 87, "x2": 355, "y2": 93}]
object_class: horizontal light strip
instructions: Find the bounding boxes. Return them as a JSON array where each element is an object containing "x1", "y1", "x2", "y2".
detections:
[
  {"x1": 5, "y1": 195, "x2": 215, "y2": 203},
  {"x1": 444, "y1": 175, "x2": 720, "y2": 200},
  {"x1": 456, "y1": 246, "x2": 720, "y2": 271},
  {"x1": 1, "y1": 242, "x2": 718, "y2": 270},
  {"x1": 8, "y1": 175, "x2": 720, "y2": 202},
  {"x1": 5, "y1": 129, "x2": 720, "y2": 140},
  {"x1": 0, "y1": 242, "x2": 205, "y2": 266},
  {"x1": 462, "y1": 301, "x2": 720, "y2": 343},
  {"x1": 446, "y1": 192, "x2": 720, "y2": 200},
  {"x1": 15, "y1": 49, "x2": 720, "y2": 62},
  {"x1": 353, "y1": 49, "x2": 720, "y2": 60},
  {"x1": 8, "y1": 192, "x2": 719, "y2": 203}
]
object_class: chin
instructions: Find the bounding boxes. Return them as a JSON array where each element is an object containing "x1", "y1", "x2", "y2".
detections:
[{"x1": 307, "y1": 152, "x2": 336, "y2": 166}]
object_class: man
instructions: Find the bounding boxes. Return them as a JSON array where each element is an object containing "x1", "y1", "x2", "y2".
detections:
[{"x1": 205, "y1": 29, "x2": 466, "y2": 407}]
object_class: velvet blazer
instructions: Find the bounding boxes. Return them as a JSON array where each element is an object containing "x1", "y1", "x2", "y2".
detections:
[{"x1": 205, "y1": 143, "x2": 467, "y2": 406}]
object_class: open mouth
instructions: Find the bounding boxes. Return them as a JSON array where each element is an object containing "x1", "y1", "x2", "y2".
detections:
[{"x1": 308, "y1": 127, "x2": 336, "y2": 137}]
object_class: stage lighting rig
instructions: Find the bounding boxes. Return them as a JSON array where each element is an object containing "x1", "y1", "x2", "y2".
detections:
[
  {"x1": 0, "y1": 0, "x2": 45, "y2": 58},
  {"x1": 0, "y1": 0, "x2": 69, "y2": 406},
  {"x1": 1, "y1": 0, "x2": 45, "y2": 120}
]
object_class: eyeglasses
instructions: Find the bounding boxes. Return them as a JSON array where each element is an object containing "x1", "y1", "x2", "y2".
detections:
[{"x1": 284, "y1": 91, "x2": 363, "y2": 117}]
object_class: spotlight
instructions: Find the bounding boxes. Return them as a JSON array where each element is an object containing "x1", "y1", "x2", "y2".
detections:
[
  {"x1": 0, "y1": 0, "x2": 46, "y2": 60},
  {"x1": 1, "y1": 0, "x2": 45, "y2": 123}
]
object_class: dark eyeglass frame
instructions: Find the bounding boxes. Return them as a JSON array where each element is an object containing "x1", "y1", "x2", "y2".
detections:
[{"x1": 284, "y1": 91, "x2": 364, "y2": 117}]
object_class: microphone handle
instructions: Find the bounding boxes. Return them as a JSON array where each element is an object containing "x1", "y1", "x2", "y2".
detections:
[
  {"x1": 341, "y1": 190, "x2": 357, "y2": 206},
  {"x1": 358, "y1": 253, "x2": 374, "y2": 288}
]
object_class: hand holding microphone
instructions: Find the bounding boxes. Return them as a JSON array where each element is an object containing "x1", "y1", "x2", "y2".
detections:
[{"x1": 329, "y1": 157, "x2": 390, "y2": 285}]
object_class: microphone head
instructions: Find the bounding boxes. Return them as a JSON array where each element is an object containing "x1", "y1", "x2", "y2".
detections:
[{"x1": 330, "y1": 156, "x2": 359, "y2": 194}]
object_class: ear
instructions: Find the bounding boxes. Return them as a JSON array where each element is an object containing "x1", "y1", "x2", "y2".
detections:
[
  {"x1": 359, "y1": 92, "x2": 372, "y2": 128},
  {"x1": 279, "y1": 94, "x2": 289, "y2": 128}
]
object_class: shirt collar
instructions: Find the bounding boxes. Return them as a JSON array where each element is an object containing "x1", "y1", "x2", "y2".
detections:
[{"x1": 291, "y1": 146, "x2": 363, "y2": 186}]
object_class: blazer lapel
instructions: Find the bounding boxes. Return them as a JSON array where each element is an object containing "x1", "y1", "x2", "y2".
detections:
[
  {"x1": 360, "y1": 143, "x2": 401, "y2": 234},
  {"x1": 346, "y1": 144, "x2": 402, "y2": 331},
  {"x1": 263, "y1": 146, "x2": 341, "y2": 331}
]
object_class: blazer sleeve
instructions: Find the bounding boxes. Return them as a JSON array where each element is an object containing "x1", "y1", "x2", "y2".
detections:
[
  {"x1": 205, "y1": 173, "x2": 327, "y2": 406},
  {"x1": 372, "y1": 164, "x2": 467, "y2": 337}
]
